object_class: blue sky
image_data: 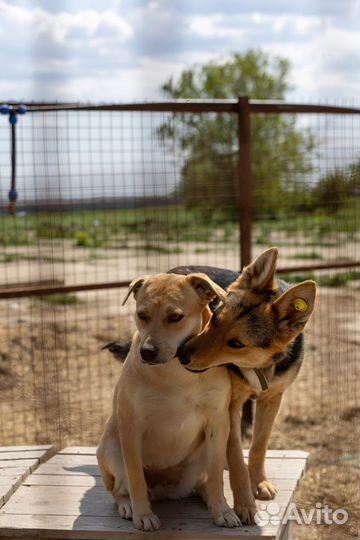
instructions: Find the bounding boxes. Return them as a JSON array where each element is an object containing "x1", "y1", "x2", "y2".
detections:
[{"x1": 0, "y1": 0, "x2": 359, "y2": 103}]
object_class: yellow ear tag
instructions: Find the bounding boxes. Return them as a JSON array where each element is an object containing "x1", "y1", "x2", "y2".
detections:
[{"x1": 294, "y1": 298, "x2": 307, "y2": 312}]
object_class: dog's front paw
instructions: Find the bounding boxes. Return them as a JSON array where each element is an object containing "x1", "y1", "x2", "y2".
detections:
[
  {"x1": 252, "y1": 479, "x2": 277, "y2": 500},
  {"x1": 118, "y1": 496, "x2": 132, "y2": 520},
  {"x1": 213, "y1": 507, "x2": 241, "y2": 528},
  {"x1": 234, "y1": 504, "x2": 257, "y2": 525},
  {"x1": 133, "y1": 511, "x2": 161, "y2": 531}
]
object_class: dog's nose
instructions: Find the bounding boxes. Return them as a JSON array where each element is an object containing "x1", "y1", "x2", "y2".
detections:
[
  {"x1": 140, "y1": 343, "x2": 159, "y2": 363},
  {"x1": 177, "y1": 344, "x2": 193, "y2": 366}
]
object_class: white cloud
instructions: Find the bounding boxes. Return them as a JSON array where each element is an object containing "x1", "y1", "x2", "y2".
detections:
[
  {"x1": 1, "y1": 56, "x2": 185, "y2": 102},
  {"x1": 0, "y1": 0, "x2": 359, "y2": 102},
  {"x1": 0, "y1": 1, "x2": 135, "y2": 100},
  {"x1": 266, "y1": 25, "x2": 360, "y2": 99},
  {"x1": 190, "y1": 13, "x2": 324, "y2": 40},
  {"x1": 0, "y1": 2, "x2": 133, "y2": 45},
  {"x1": 189, "y1": 10, "x2": 360, "y2": 101}
]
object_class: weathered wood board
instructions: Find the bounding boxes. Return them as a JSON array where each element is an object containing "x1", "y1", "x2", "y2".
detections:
[
  {"x1": 0, "y1": 447, "x2": 308, "y2": 540},
  {"x1": 0, "y1": 445, "x2": 53, "y2": 508}
]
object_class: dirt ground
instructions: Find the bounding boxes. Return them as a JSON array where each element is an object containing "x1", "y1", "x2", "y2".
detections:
[{"x1": 0, "y1": 268, "x2": 359, "y2": 539}]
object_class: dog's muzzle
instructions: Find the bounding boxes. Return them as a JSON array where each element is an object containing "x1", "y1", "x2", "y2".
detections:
[
  {"x1": 140, "y1": 343, "x2": 159, "y2": 364},
  {"x1": 177, "y1": 344, "x2": 194, "y2": 366}
]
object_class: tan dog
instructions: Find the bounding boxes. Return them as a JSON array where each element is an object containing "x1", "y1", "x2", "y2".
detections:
[
  {"x1": 177, "y1": 248, "x2": 316, "y2": 520},
  {"x1": 97, "y1": 273, "x2": 241, "y2": 531}
]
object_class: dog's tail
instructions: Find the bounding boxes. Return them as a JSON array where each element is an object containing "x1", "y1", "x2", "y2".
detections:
[{"x1": 102, "y1": 341, "x2": 130, "y2": 362}]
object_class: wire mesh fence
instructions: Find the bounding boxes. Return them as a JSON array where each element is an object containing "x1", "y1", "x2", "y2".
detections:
[
  {"x1": 0, "y1": 101, "x2": 358, "y2": 525},
  {"x1": 0, "y1": 100, "x2": 359, "y2": 448}
]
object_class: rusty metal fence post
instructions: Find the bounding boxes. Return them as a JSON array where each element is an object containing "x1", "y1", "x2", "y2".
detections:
[
  {"x1": 237, "y1": 96, "x2": 254, "y2": 429},
  {"x1": 238, "y1": 96, "x2": 253, "y2": 270}
]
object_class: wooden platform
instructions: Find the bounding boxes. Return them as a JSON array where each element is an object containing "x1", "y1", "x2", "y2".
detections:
[
  {"x1": 0, "y1": 445, "x2": 53, "y2": 507},
  {"x1": 0, "y1": 447, "x2": 308, "y2": 539}
]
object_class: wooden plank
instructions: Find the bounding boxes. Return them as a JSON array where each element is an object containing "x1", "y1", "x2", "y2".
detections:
[
  {"x1": 32, "y1": 464, "x2": 100, "y2": 477},
  {"x1": 0, "y1": 485, "x2": 14, "y2": 508},
  {"x1": 0, "y1": 446, "x2": 53, "y2": 508},
  {"x1": 16, "y1": 481, "x2": 295, "y2": 512},
  {"x1": 0, "y1": 447, "x2": 308, "y2": 539},
  {"x1": 0, "y1": 484, "x2": 292, "y2": 518},
  {"x1": 0, "y1": 478, "x2": 24, "y2": 507},
  {"x1": 32, "y1": 462, "x2": 306, "y2": 480},
  {"x1": 24, "y1": 474, "x2": 299, "y2": 492},
  {"x1": 260, "y1": 460, "x2": 306, "y2": 479},
  {"x1": 58, "y1": 447, "x2": 308, "y2": 460},
  {"x1": 0, "y1": 451, "x2": 50, "y2": 461},
  {"x1": 32, "y1": 452, "x2": 98, "y2": 478},
  {"x1": 24, "y1": 475, "x2": 101, "y2": 487},
  {"x1": 33, "y1": 458, "x2": 307, "y2": 481},
  {"x1": 0, "y1": 513, "x2": 280, "y2": 539},
  {"x1": 0, "y1": 485, "x2": 14, "y2": 498},
  {"x1": 0, "y1": 466, "x2": 33, "y2": 478},
  {"x1": 40, "y1": 454, "x2": 98, "y2": 466},
  {"x1": 0, "y1": 460, "x2": 40, "y2": 469},
  {"x1": 58, "y1": 447, "x2": 99, "y2": 455},
  {"x1": 243, "y1": 450, "x2": 308, "y2": 460},
  {"x1": 0, "y1": 446, "x2": 53, "y2": 467},
  {"x1": 0, "y1": 446, "x2": 52, "y2": 453},
  {"x1": 0, "y1": 472, "x2": 300, "y2": 539},
  {"x1": 43, "y1": 452, "x2": 308, "y2": 471}
]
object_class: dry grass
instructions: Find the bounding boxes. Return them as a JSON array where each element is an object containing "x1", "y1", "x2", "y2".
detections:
[{"x1": 268, "y1": 411, "x2": 360, "y2": 539}]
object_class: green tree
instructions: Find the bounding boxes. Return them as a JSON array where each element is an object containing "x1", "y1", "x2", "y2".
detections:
[
  {"x1": 159, "y1": 50, "x2": 314, "y2": 218},
  {"x1": 311, "y1": 160, "x2": 360, "y2": 212}
]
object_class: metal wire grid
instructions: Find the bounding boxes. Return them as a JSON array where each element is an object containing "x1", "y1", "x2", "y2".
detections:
[
  {"x1": 252, "y1": 111, "x2": 359, "y2": 419},
  {"x1": 0, "y1": 108, "x2": 241, "y2": 446},
  {"x1": 0, "y1": 103, "x2": 359, "y2": 448}
]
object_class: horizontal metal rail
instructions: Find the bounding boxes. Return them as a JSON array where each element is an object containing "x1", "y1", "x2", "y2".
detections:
[
  {"x1": 0, "y1": 279, "x2": 64, "y2": 290},
  {"x1": 0, "y1": 280, "x2": 131, "y2": 300},
  {"x1": 276, "y1": 261, "x2": 360, "y2": 274},
  {"x1": 1, "y1": 261, "x2": 359, "y2": 299},
  {"x1": 4, "y1": 99, "x2": 360, "y2": 115},
  {"x1": 0, "y1": 97, "x2": 358, "y2": 301}
]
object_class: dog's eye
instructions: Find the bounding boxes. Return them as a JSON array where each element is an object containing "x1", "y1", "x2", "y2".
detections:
[
  {"x1": 137, "y1": 311, "x2": 149, "y2": 322},
  {"x1": 168, "y1": 313, "x2": 184, "y2": 323},
  {"x1": 227, "y1": 338, "x2": 245, "y2": 349}
]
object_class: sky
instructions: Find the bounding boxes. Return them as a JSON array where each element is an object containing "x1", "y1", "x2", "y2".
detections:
[{"x1": 0, "y1": 0, "x2": 360, "y2": 103}]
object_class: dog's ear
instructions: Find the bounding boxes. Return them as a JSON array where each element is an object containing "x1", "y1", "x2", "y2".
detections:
[
  {"x1": 272, "y1": 281, "x2": 316, "y2": 336},
  {"x1": 230, "y1": 247, "x2": 278, "y2": 291},
  {"x1": 187, "y1": 273, "x2": 227, "y2": 304},
  {"x1": 122, "y1": 277, "x2": 146, "y2": 306}
]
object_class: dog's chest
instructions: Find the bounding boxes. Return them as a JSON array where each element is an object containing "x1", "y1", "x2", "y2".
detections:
[
  {"x1": 126, "y1": 363, "x2": 231, "y2": 469},
  {"x1": 140, "y1": 389, "x2": 204, "y2": 464},
  {"x1": 139, "y1": 379, "x2": 230, "y2": 470}
]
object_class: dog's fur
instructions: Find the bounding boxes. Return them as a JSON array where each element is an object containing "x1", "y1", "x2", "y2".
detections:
[
  {"x1": 176, "y1": 248, "x2": 316, "y2": 515},
  {"x1": 97, "y1": 273, "x2": 241, "y2": 531}
]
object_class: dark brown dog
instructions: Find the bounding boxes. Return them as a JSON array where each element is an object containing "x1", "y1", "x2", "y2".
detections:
[{"x1": 177, "y1": 248, "x2": 316, "y2": 520}]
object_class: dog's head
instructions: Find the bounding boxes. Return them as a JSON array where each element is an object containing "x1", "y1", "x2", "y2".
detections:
[
  {"x1": 177, "y1": 248, "x2": 316, "y2": 371},
  {"x1": 122, "y1": 272, "x2": 226, "y2": 365}
]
